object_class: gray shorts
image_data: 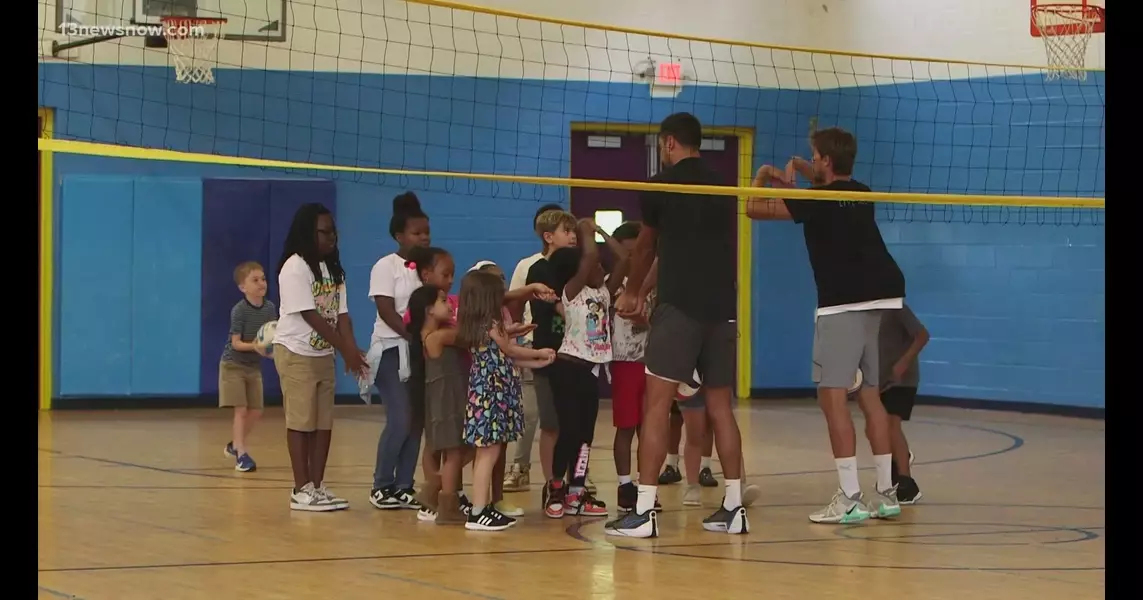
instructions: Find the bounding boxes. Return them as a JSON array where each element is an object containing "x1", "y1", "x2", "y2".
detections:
[
  {"x1": 532, "y1": 369, "x2": 559, "y2": 430},
  {"x1": 812, "y1": 310, "x2": 886, "y2": 389},
  {"x1": 644, "y1": 303, "x2": 736, "y2": 389}
]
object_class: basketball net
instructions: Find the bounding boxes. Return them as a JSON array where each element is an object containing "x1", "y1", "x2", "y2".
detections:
[
  {"x1": 1031, "y1": 5, "x2": 1100, "y2": 81},
  {"x1": 161, "y1": 17, "x2": 226, "y2": 84}
]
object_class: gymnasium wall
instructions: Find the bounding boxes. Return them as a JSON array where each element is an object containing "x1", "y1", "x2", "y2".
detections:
[{"x1": 38, "y1": 0, "x2": 1105, "y2": 408}]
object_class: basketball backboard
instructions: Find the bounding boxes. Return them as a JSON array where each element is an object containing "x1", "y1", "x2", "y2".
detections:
[{"x1": 54, "y1": 0, "x2": 287, "y2": 42}]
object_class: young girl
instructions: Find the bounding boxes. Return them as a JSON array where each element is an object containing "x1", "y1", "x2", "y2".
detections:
[
  {"x1": 406, "y1": 284, "x2": 473, "y2": 525},
  {"x1": 401, "y1": 245, "x2": 456, "y2": 519},
  {"x1": 544, "y1": 218, "x2": 623, "y2": 518},
  {"x1": 274, "y1": 203, "x2": 368, "y2": 511},
  {"x1": 368, "y1": 192, "x2": 430, "y2": 511},
  {"x1": 456, "y1": 271, "x2": 555, "y2": 531}
]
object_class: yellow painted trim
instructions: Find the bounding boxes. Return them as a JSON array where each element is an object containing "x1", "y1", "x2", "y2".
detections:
[
  {"x1": 407, "y1": 0, "x2": 1100, "y2": 73},
  {"x1": 569, "y1": 121, "x2": 754, "y2": 398},
  {"x1": 735, "y1": 132, "x2": 753, "y2": 399},
  {"x1": 39, "y1": 108, "x2": 54, "y2": 411},
  {"x1": 38, "y1": 138, "x2": 1105, "y2": 209}
]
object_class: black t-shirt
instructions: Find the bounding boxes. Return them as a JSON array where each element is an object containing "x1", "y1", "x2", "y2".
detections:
[
  {"x1": 526, "y1": 258, "x2": 564, "y2": 369},
  {"x1": 783, "y1": 180, "x2": 905, "y2": 308},
  {"x1": 640, "y1": 157, "x2": 737, "y2": 323}
]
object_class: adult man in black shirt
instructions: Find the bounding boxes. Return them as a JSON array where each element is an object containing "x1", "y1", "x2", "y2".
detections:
[
  {"x1": 747, "y1": 127, "x2": 904, "y2": 525},
  {"x1": 605, "y1": 112, "x2": 749, "y2": 538}
]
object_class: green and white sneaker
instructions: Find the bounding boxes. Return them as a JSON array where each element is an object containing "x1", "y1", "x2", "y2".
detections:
[
  {"x1": 809, "y1": 489, "x2": 871, "y2": 524},
  {"x1": 870, "y1": 484, "x2": 902, "y2": 519}
]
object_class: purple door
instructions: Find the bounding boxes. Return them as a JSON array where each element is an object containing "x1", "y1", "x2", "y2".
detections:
[{"x1": 569, "y1": 129, "x2": 740, "y2": 399}]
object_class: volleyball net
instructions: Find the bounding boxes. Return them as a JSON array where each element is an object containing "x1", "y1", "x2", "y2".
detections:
[{"x1": 38, "y1": 0, "x2": 1105, "y2": 225}]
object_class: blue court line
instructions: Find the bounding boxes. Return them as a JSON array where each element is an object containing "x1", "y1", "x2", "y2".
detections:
[
  {"x1": 567, "y1": 519, "x2": 1105, "y2": 572},
  {"x1": 369, "y1": 570, "x2": 506, "y2": 600},
  {"x1": 38, "y1": 586, "x2": 83, "y2": 599},
  {"x1": 35, "y1": 415, "x2": 1028, "y2": 489}
]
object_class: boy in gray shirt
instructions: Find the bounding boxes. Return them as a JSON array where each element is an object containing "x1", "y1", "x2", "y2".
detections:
[
  {"x1": 221, "y1": 261, "x2": 279, "y2": 472},
  {"x1": 878, "y1": 304, "x2": 929, "y2": 503}
]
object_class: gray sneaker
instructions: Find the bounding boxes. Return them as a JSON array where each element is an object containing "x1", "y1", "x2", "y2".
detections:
[
  {"x1": 870, "y1": 484, "x2": 901, "y2": 519},
  {"x1": 809, "y1": 489, "x2": 870, "y2": 524}
]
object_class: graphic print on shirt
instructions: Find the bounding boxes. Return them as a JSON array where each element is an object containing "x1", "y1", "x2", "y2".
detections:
[
  {"x1": 585, "y1": 298, "x2": 608, "y2": 346},
  {"x1": 308, "y1": 277, "x2": 341, "y2": 351},
  {"x1": 610, "y1": 278, "x2": 650, "y2": 362}
]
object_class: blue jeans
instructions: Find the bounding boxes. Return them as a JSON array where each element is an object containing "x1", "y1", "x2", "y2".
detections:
[{"x1": 372, "y1": 347, "x2": 421, "y2": 491}]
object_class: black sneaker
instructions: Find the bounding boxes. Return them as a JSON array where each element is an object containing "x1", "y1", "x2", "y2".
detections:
[
  {"x1": 604, "y1": 508, "x2": 657, "y2": 538},
  {"x1": 701, "y1": 500, "x2": 749, "y2": 534},
  {"x1": 458, "y1": 492, "x2": 474, "y2": 515},
  {"x1": 897, "y1": 476, "x2": 923, "y2": 504},
  {"x1": 698, "y1": 467, "x2": 718, "y2": 487},
  {"x1": 658, "y1": 465, "x2": 683, "y2": 485},
  {"x1": 369, "y1": 486, "x2": 401, "y2": 510},
  {"x1": 465, "y1": 506, "x2": 516, "y2": 531},
  {"x1": 394, "y1": 488, "x2": 422, "y2": 510},
  {"x1": 617, "y1": 483, "x2": 663, "y2": 514}
]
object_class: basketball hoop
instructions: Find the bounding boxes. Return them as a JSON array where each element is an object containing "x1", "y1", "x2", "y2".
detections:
[
  {"x1": 1031, "y1": 4, "x2": 1104, "y2": 81},
  {"x1": 160, "y1": 16, "x2": 227, "y2": 84}
]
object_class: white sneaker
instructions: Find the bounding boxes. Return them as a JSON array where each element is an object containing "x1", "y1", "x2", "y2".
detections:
[
  {"x1": 291, "y1": 482, "x2": 341, "y2": 512},
  {"x1": 315, "y1": 484, "x2": 349, "y2": 510},
  {"x1": 808, "y1": 489, "x2": 870, "y2": 524}
]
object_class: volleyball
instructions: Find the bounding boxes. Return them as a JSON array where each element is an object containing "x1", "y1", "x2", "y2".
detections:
[
  {"x1": 677, "y1": 369, "x2": 702, "y2": 398},
  {"x1": 848, "y1": 369, "x2": 863, "y2": 394},
  {"x1": 255, "y1": 320, "x2": 278, "y2": 352}
]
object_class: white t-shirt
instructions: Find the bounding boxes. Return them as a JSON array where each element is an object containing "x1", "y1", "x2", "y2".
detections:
[
  {"x1": 557, "y1": 285, "x2": 613, "y2": 364},
  {"x1": 608, "y1": 276, "x2": 649, "y2": 363},
  {"x1": 275, "y1": 254, "x2": 349, "y2": 357},
  {"x1": 510, "y1": 252, "x2": 544, "y2": 346},
  {"x1": 369, "y1": 253, "x2": 423, "y2": 346}
]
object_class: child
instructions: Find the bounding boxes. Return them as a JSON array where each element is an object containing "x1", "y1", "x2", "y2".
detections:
[
  {"x1": 524, "y1": 209, "x2": 582, "y2": 514},
  {"x1": 504, "y1": 203, "x2": 564, "y2": 493},
  {"x1": 605, "y1": 224, "x2": 661, "y2": 513},
  {"x1": 544, "y1": 218, "x2": 620, "y2": 518},
  {"x1": 457, "y1": 271, "x2": 555, "y2": 531},
  {"x1": 220, "y1": 261, "x2": 278, "y2": 472},
  {"x1": 878, "y1": 304, "x2": 929, "y2": 504},
  {"x1": 407, "y1": 284, "x2": 471, "y2": 525},
  {"x1": 274, "y1": 202, "x2": 368, "y2": 512},
  {"x1": 400, "y1": 245, "x2": 456, "y2": 520},
  {"x1": 368, "y1": 192, "x2": 430, "y2": 512}
]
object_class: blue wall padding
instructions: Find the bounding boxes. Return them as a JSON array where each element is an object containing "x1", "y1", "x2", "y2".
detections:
[
  {"x1": 58, "y1": 176, "x2": 135, "y2": 396},
  {"x1": 130, "y1": 178, "x2": 203, "y2": 395},
  {"x1": 199, "y1": 179, "x2": 273, "y2": 396}
]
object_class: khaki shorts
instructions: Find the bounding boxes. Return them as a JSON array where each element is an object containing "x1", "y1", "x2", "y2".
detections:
[
  {"x1": 273, "y1": 346, "x2": 337, "y2": 432},
  {"x1": 219, "y1": 361, "x2": 264, "y2": 409}
]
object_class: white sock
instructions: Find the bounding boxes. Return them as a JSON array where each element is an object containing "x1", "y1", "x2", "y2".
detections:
[
  {"x1": 701, "y1": 456, "x2": 712, "y2": 470},
  {"x1": 666, "y1": 454, "x2": 679, "y2": 468},
  {"x1": 723, "y1": 479, "x2": 742, "y2": 510},
  {"x1": 874, "y1": 454, "x2": 894, "y2": 492},
  {"x1": 636, "y1": 484, "x2": 657, "y2": 513},
  {"x1": 836, "y1": 457, "x2": 860, "y2": 497},
  {"x1": 618, "y1": 474, "x2": 632, "y2": 485}
]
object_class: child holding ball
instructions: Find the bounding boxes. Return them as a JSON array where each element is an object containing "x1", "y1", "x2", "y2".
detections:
[{"x1": 220, "y1": 261, "x2": 279, "y2": 472}]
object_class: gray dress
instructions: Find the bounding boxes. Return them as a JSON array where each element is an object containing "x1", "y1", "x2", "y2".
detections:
[{"x1": 425, "y1": 346, "x2": 468, "y2": 452}]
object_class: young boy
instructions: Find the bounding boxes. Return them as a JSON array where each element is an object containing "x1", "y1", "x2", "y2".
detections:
[
  {"x1": 878, "y1": 303, "x2": 929, "y2": 504},
  {"x1": 504, "y1": 203, "x2": 564, "y2": 494},
  {"x1": 220, "y1": 261, "x2": 278, "y2": 472},
  {"x1": 607, "y1": 222, "x2": 661, "y2": 513},
  {"x1": 523, "y1": 208, "x2": 583, "y2": 517}
]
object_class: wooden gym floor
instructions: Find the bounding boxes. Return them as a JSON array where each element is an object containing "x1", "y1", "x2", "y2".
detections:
[{"x1": 38, "y1": 399, "x2": 1104, "y2": 600}]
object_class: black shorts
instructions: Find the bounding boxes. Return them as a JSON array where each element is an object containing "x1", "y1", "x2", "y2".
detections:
[
  {"x1": 882, "y1": 386, "x2": 917, "y2": 421},
  {"x1": 643, "y1": 303, "x2": 736, "y2": 389}
]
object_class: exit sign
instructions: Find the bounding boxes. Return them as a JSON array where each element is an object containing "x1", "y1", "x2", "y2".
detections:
[{"x1": 656, "y1": 62, "x2": 683, "y2": 86}]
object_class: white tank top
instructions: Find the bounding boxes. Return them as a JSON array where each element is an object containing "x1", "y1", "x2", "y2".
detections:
[{"x1": 557, "y1": 285, "x2": 613, "y2": 364}]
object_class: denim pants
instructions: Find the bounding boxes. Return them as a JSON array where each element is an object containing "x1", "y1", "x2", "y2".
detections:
[{"x1": 372, "y1": 347, "x2": 421, "y2": 491}]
